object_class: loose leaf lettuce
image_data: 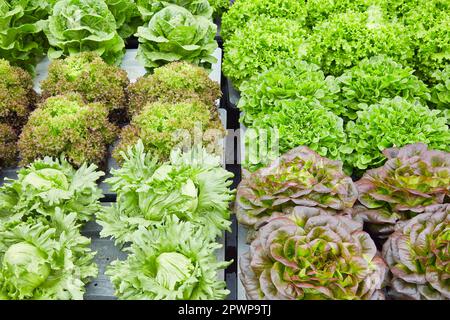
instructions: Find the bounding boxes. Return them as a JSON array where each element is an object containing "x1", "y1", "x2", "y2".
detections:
[
  {"x1": 354, "y1": 143, "x2": 449, "y2": 239},
  {"x1": 222, "y1": 17, "x2": 308, "y2": 86},
  {"x1": 238, "y1": 59, "x2": 342, "y2": 127},
  {"x1": 44, "y1": 0, "x2": 125, "y2": 65},
  {"x1": 135, "y1": 5, "x2": 217, "y2": 71},
  {"x1": 98, "y1": 141, "x2": 234, "y2": 244},
  {"x1": 0, "y1": 0, "x2": 50, "y2": 73},
  {"x1": 221, "y1": 0, "x2": 307, "y2": 40},
  {"x1": 0, "y1": 211, "x2": 97, "y2": 300},
  {"x1": 245, "y1": 99, "x2": 350, "y2": 171},
  {"x1": 236, "y1": 146, "x2": 358, "y2": 230},
  {"x1": 308, "y1": 8, "x2": 413, "y2": 76},
  {"x1": 240, "y1": 208, "x2": 388, "y2": 300},
  {"x1": 337, "y1": 55, "x2": 430, "y2": 120},
  {"x1": 345, "y1": 97, "x2": 450, "y2": 171},
  {"x1": 382, "y1": 204, "x2": 450, "y2": 300}
]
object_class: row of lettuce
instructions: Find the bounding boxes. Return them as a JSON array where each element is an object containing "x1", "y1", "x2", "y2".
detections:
[
  {"x1": 221, "y1": 0, "x2": 449, "y2": 174},
  {"x1": 235, "y1": 143, "x2": 449, "y2": 300},
  {"x1": 0, "y1": 142, "x2": 234, "y2": 299},
  {"x1": 0, "y1": 54, "x2": 225, "y2": 172},
  {"x1": 1, "y1": 0, "x2": 228, "y2": 74}
]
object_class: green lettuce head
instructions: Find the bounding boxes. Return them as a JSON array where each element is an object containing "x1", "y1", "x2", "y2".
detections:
[
  {"x1": 44, "y1": 0, "x2": 125, "y2": 65},
  {"x1": 40, "y1": 52, "x2": 130, "y2": 112},
  {"x1": 113, "y1": 100, "x2": 224, "y2": 164},
  {"x1": 238, "y1": 59, "x2": 342, "y2": 126},
  {"x1": 0, "y1": 0, "x2": 51, "y2": 73},
  {"x1": 128, "y1": 61, "x2": 221, "y2": 116},
  {"x1": 136, "y1": 0, "x2": 213, "y2": 22},
  {"x1": 0, "y1": 58, "x2": 37, "y2": 129},
  {"x1": 135, "y1": 5, "x2": 217, "y2": 71},
  {"x1": 221, "y1": 0, "x2": 307, "y2": 40},
  {"x1": 354, "y1": 143, "x2": 450, "y2": 240},
  {"x1": 345, "y1": 97, "x2": 450, "y2": 171},
  {"x1": 105, "y1": 0, "x2": 142, "y2": 39},
  {"x1": 337, "y1": 55, "x2": 430, "y2": 120},
  {"x1": 98, "y1": 141, "x2": 234, "y2": 244},
  {"x1": 0, "y1": 156, "x2": 104, "y2": 225},
  {"x1": 382, "y1": 204, "x2": 449, "y2": 300},
  {"x1": 245, "y1": 99, "x2": 349, "y2": 171},
  {"x1": 240, "y1": 207, "x2": 388, "y2": 300},
  {"x1": 106, "y1": 217, "x2": 230, "y2": 299},
  {"x1": 18, "y1": 93, "x2": 118, "y2": 167},
  {"x1": 0, "y1": 211, "x2": 97, "y2": 299}
]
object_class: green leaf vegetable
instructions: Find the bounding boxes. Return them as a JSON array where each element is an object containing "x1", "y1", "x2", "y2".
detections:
[
  {"x1": 0, "y1": 58, "x2": 36, "y2": 129},
  {"x1": 0, "y1": 211, "x2": 97, "y2": 300},
  {"x1": 400, "y1": 0, "x2": 450, "y2": 80},
  {"x1": 245, "y1": 99, "x2": 349, "y2": 171},
  {"x1": 136, "y1": 0, "x2": 213, "y2": 22},
  {"x1": 354, "y1": 143, "x2": 449, "y2": 239},
  {"x1": 382, "y1": 204, "x2": 449, "y2": 300},
  {"x1": 236, "y1": 146, "x2": 358, "y2": 231},
  {"x1": 113, "y1": 100, "x2": 224, "y2": 164},
  {"x1": 208, "y1": 0, "x2": 229, "y2": 19},
  {"x1": 105, "y1": 0, "x2": 142, "y2": 39},
  {"x1": 221, "y1": 0, "x2": 307, "y2": 40},
  {"x1": 18, "y1": 93, "x2": 118, "y2": 167},
  {"x1": 0, "y1": 156, "x2": 104, "y2": 225},
  {"x1": 40, "y1": 52, "x2": 129, "y2": 112},
  {"x1": 222, "y1": 17, "x2": 308, "y2": 86},
  {"x1": 305, "y1": 0, "x2": 387, "y2": 28},
  {"x1": 337, "y1": 55, "x2": 430, "y2": 120},
  {"x1": 106, "y1": 217, "x2": 230, "y2": 299},
  {"x1": 308, "y1": 8, "x2": 413, "y2": 76},
  {"x1": 238, "y1": 59, "x2": 342, "y2": 127},
  {"x1": 240, "y1": 208, "x2": 388, "y2": 300},
  {"x1": 135, "y1": 5, "x2": 217, "y2": 71},
  {"x1": 429, "y1": 65, "x2": 450, "y2": 122},
  {"x1": 0, "y1": 124, "x2": 18, "y2": 169},
  {"x1": 345, "y1": 97, "x2": 450, "y2": 171},
  {"x1": 98, "y1": 141, "x2": 234, "y2": 244},
  {"x1": 128, "y1": 61, "x2": 221, "y2": 116},
  {"x1": 0, "y1": 0, "x2": 51, "y2": 73},
  {"x1": 44, "y1": 0, "x2": 125, "y2": 65}
]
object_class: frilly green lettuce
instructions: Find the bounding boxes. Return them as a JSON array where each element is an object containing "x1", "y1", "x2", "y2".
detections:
[
  {"x1": 240, "y1": 207, "x2": 388, "y2": 300},
  {"x1": 0, "y1": 156, "x2": 104, "y2": 225},
  {"x1": 97, "y1": 141, "x2": 234, "y2": 245},
  {"x1": 106, "y1": 216, "x2": 230, "y2": 299},
  {"x1": 135, "y1": 5, "x2": 217, "y2": 71}
]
